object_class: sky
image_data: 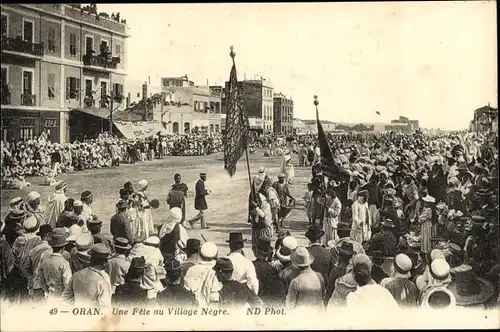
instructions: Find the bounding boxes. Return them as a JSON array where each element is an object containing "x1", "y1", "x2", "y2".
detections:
[{"x1": 99, "y1": 2, "x2": 497, "y2": 130}]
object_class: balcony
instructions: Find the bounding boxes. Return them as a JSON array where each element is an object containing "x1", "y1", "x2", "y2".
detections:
[
  {"x1": 1, "y1": 91, "x2": 11, "y2": 105},
  {"x1": 2, "y1": 36, "x2": 44, "y2": 58},
  {"x1": 21, "y1": 94, "x2": 36, "y2": 106},
  {"x1": 83, "y1": 53, "x2": 120, "y2": 71}
]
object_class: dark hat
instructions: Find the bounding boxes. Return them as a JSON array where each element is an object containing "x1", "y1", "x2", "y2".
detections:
[
  {"x1": 371, "y1": 250, "x2": 385, "y2": 260},
  {"x1": 119, "y1": 188, "x2": 129, "y2": 197},
  {"x1": 49, "y1": 232, "x2": 67, "y2": 248},
  {"x1": 114, "y1": 237, "x2": 132, "y2": 250},
  {"x1": 337, "y1": 222, "x2": 350, "y2": 231},
  {"x1": 80, "y1": 190, "x2": 92, "y2": 200},
  {"x1": 124, "y1": 181, "x2": 133, "y2": 189},
  {"x1": 448, "y1": 265, "x2": 495, "y2": 306},
  {"x1": 90, "y1": 243, "x2": 111, "y2": 258},
  {"x1": 357, "y1": 190, "x2": 369, "y2": 197},
  {"x1": 382, "y1": 219, "x2": 396, "y2": 228},
  {"x1": 200, "y1": 172, "x2": 206, "y2": 176},
  {"x1": 257, "y1": 237, "x2": 272, "y2": 256},
  {"x1": 186, "y1": 238, "x2": 201, "y2": 254},
  {"x1": 214, "y1": 257, "x2": 234, "y2": 273},
  {"x1": 9, "y1": 209, "x2": 26, "y2": 220},
  {"x1": 88, "y1": 218, "x2": 103, "y2": 225},
  {"x1": 36, "y1": 224, "x2": 53, "y2": 238},
  {"x1": 150, "y1": 199, "x2": 160, "y2": 209},
  {"x1": 165, "y1": 259, "x2": 182, "y2": 273},
  {"x1": 305, "y1": 224, "x2": 325, "y2": 241},
  {"x1": 338, "y1": 242, "x2": 355, "y2": 257},
  {"x1": 116, "y1": 200, "x2": 128, "y2": 209},
  {"x1": 226, "y1": 232, "x2": 247, "y2": 243},
  {"x1": 129, "y1": 256, "x2": 146, "y2": 271}
]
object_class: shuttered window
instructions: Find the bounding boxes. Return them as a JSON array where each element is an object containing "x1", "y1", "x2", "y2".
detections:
[
  {"x1": 65, "y1": 77, "x2": 80, "y2": 100},
  {"x1": 47, "y1": 74, "x2": 55, "y2": 99}
]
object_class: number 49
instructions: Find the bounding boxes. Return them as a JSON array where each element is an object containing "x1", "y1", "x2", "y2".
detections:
[{"x1": 49, "y1": 308, "x2": 58, "y2": 315}]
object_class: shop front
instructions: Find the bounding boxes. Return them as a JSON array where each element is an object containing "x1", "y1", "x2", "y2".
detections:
[{"x1": 1, "y1": 109, "x2": 62, "y2": 143}]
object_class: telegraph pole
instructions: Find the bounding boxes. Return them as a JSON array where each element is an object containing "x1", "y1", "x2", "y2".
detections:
[
  {"x1": 109, "y1": 91, "x2": 114, "y2": 133},
  {"x1": 160, "y1": 91, "x2": 165, "y2": 124}
]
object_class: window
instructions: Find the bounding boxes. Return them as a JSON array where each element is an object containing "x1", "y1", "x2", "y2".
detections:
[
  {"x1": 48, "y1": 27, "x2": 56, "y2": 52},
  {"x1": 115, "y1": 44, "x2": 121, "y2": 56},
  {"x1": 210, "y1": 124, "x2": 214, "y2": 132},
  {"x1": 100, "y1": 81, "x2": 107, "y2": 107},
  {"x1": 85, "y1": 36, "x2": 93, "y2": 55},
  {"x1": 20, "y1": 118, "x2": 35, "y2": 141},
  {"x1": 23, "y1": 71, "x2": 33, "y2": 95},
  {"x1": 113, "y1": 83, "x2": 123, "y2": 96},
  {"x1": 1, "y1": 67, "x2": 7, "y2": 86},
  {"x1": 100, "y1": 39, "x2": 109, "y2": 54},
  {"x1": 172, "y1": 122, "x2": 179, "y2": 134},
  {"x1": 85, "y1": 79, "x2": 92, "y2": 96},
  {"x1": 47, "y1": 74, "x2": 55, "y2": 100},
  {"x1": 65, "y1": 77, "x2": 80, "y2": 100},
  {"x1": 69, "y1": 33, "x2": 77, "y2": 57},
  {"x1": 23, "y1": 19, "x2": 33, "y2": 42},
  {"x1": 1, "y1": 13, "x2": 8, "y2": 36}
]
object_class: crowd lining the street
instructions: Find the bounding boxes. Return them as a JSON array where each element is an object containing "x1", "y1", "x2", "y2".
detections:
[
  {"x1": 0, "y1": 129, "x2": 498, "y2": 314},
  {"x1": 1, "y1": 131, "x2": 224, "y2": 189}
]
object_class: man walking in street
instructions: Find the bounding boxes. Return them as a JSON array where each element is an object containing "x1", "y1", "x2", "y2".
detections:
[
  {"x1": 187, "y1": 173, "x2": 209, "y2": 229},
  {"x1": 167, "y1": 173, "x2": 189, "y2": 225}
]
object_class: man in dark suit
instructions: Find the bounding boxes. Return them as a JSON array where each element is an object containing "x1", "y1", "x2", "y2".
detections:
[
  {"x1": 167, "y1": 173, "x2": 189, "y2": 225},
  {"x1": 305, "y1": 224, "x2": 332, "y2": 282},
  {"x1": 110, "y1": 200, "x2": 134, "y2": 245},
  {"x1": 187, "y1": 173, "x2": 209, "y2": 229}
]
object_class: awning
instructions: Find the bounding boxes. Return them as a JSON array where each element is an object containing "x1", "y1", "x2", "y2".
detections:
[{"x1": 113, "y1": 120, "x2": 168, "y2": 139}]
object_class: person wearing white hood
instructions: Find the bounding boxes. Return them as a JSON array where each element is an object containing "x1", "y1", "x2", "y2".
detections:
[
  {"x1": 280, "y1": 152, "x2": 295, "y2": 184},
  {"x1": 158, "y1": 207, "x2": 188, "y2": 262},
  {"x1": 44, "y1": 181, "x2": 68, "y2": 228},
  {"x1": 131, "y1": 179, "x2": 156, "y2": 240}
]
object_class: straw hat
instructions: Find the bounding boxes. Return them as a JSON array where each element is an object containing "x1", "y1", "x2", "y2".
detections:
[{"x1": 290, "y1": 246, "x2": 314, "y2": 267}]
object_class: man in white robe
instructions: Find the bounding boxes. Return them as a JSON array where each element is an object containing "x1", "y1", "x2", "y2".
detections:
[
  {"x1": 351, "y1": 190, "x2": 371, "y2": 243},
  {"x1": 44, "y1": 181, "x2": 68, "y2": 228}
]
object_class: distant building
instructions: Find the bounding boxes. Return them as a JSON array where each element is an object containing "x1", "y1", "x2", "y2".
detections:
[
  {"x1": 161, "y1": 75, "x2": 194, "y2": 88},
  {"x1": 292, "y1": 118, "x2": 307, "y2": 134},
  {"x1": 301, "y1": 119, "x2": 336, "y2": 134},
  {"x1": 223, "y1": 78, "x2": 273, "y2": 133},
  {"x1": 273, "y1": 93, "x2": 293, "y2": 134},
  {"x1": 472, "y1": 104, "x2": 497, "y2": 133},
  {"x1": 390, "y1": 116, "x2": 419, "y2": 130}
]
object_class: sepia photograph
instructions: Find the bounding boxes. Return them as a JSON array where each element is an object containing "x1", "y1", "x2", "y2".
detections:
[{"x1": 0, "y1": 2, "x2": 498, "y2": 330}]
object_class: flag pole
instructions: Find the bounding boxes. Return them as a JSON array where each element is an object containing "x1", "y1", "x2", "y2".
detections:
[
  {"x1": 230, "y1": 46, "x2": 255, "y2": 201},
  {"x1": 315, "y1": 95, "x2": 327, "y2": 229}
]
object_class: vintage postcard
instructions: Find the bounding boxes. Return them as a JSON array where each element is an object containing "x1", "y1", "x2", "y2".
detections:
[{"x1": 0, "y1": 2, "x2": 498, "y2": 331}]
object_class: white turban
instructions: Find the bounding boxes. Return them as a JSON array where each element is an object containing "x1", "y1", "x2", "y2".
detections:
[{"x1": 158, "y1": 207, "x2": 182, "y2": 238}]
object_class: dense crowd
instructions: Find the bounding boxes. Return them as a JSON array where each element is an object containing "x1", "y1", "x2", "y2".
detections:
[
  {"x1": 1, "y1": 131, "x2": 223, "y2": 190},
  {"x1": 0, "y1": 129, "x2": 498, "y2": 315}
]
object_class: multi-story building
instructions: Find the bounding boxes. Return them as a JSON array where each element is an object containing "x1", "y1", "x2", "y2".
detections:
[
  {"x1": 273, "y1": 93, "x2": 293, "y2": 134},
  {"x1": 139, "y1": 77, "x2": 223, "y2": 134},
  {"x1": 390, "y1": 116, "x2": 419, "y2": 131},
  {"x1": 472, "y1": 104, "x2": 498, "y2": 133},
  {"x1": 161, "y1": 75, "x2": 194, "y2": 88},
  {"x1": 223, "y1": 78, "x2": 274, "y2": 134},
  {"x1": 1, "y1": 4, "x2": 129, "y2": 143}
]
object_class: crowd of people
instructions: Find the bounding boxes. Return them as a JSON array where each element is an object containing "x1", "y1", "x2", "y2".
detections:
[
  {"x1": 0, "y1": 131, "x2": 224, "y2": 190},
  {"x1": 0, "y1": 129, "x2": 498, "y2": 315}
]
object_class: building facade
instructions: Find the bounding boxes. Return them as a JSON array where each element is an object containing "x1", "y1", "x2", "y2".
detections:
[
  {"x1": 390, "y1": 116, "x2": 419, "y2": 131},
  {"x1": 273, "y1": 93, "x2": 293, "y2": 134},
  {"x1": 472, "y1": 105, "x2": 498, "y2": 133},
  {"x1": 1, "y1": 4, "x2": 129, "y2": 143},
  {"x1": 223, "y1": 78, "x2": 273, "y2": 133},
  {"x1": 151, "y1": 78, "x2": 222, "y2": 134}
]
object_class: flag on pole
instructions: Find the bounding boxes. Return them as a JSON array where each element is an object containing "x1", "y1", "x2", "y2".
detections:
[
  {"x1": 223, "y1": 47, "x2": 249, "y2": 177},
  {"x1": 315, "y1": 99, "x2": 335, "y2": 165},
  {"x1": 314, "y1": 96, "x2": 349, "y2": 182}
]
